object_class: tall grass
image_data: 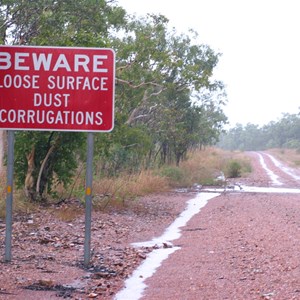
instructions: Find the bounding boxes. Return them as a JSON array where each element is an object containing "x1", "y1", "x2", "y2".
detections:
[
  {"x1": 179, "y1": 148, "x2": 229, "y2": 186},
  {"x1": 176, "y1": 148, "x2": 251, "y2": 186},
  {"x1": 0, "y1": 148, "x2": 252, "y2": 215},
  {"x1": 92, "y1": 170, "x2": 169, "y2": 209},
  {"x1": 0, "y1": 170, "x2": 37, "y2": 219}
]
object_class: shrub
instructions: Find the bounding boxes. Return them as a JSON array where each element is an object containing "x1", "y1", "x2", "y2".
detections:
[
  {"x1": 225, "y1": 160, "x2": 242, "y2": 178},
  {"x1": 160, "y1": 166, "x2": 185, "y2": 186}
]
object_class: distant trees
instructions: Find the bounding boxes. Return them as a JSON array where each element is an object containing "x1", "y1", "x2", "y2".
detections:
[
  {"x1": 218, "y1": 111, "x2": 300, "y2": 151},
  {"x1": 0, "y1": 1, "x2": 227, "y2": 201}
]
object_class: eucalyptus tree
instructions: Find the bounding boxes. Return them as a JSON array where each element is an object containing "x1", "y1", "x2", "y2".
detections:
[
  {"x1": 110, "y1": 14, "x2": 227, "y2": 166},
  {"x1": 0, "y1": 0, "x2": 126, "y2": 46}
]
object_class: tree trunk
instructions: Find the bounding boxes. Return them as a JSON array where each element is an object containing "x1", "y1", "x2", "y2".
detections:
[
  {"x1": 25, "y1": 147, "x2": 36, "y2": 201},
  {"x1": 36, "y1": 144, "x2": 55, "y2": 195}
]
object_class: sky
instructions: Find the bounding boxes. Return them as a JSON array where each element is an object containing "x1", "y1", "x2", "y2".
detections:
[{"x1": 117, "y1": 0, "x2": 300, "y2": 127}]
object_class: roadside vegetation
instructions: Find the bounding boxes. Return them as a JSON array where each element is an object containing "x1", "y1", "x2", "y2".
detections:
[{"x1": 0, "y1": 147, "x2": 252, "y2": 219}]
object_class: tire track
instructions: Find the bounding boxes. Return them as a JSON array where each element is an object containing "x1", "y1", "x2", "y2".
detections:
[
  {"x1": 257, "y1": 152, "x2": 300, "y2": 187},
  {"x1": 256, "y1": 152, "x2": 283, "y2": 186}
]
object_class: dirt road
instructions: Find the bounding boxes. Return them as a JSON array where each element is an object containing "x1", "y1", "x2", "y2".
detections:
[
  {"x1": 118, "y1": 151, "x2": 300, "y2": 300},
  {"x1": 1, "y1": 151, "x2": 300, "y2": 299}
]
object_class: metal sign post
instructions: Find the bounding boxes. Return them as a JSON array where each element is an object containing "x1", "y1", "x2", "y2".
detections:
[
  {"x1": 84, "y1": 132, "x2": 94, "y2": 266},
  {"x1": 4, "y1": 130, "x2": 14, "y2": 262}
]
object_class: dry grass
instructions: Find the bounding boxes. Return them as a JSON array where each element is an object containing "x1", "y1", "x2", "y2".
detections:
[
  {"x1": 179, "y1": 148, "x2": 227, "y2": 186},
  {"x1": 178, "y1": 148, "x2": 252, "y2": 186},
  {"x1": 52, "y1": 206, "x2": 83, "y2": 222},
  {"x1": 92, "y1": 170, "x2": 169, "y2": 209},
  {"x1": 0, "y1": 185, "x2": 37, "y2": 219},
  {"x1": 0, "y1": 147, "x2": 253, "y2": 216}
]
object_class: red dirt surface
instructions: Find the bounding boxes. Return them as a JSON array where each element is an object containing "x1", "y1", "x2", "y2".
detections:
[
  {"x1": 142, "y1": 151, "x2": 300, "y2": 300},
  {"x1": 1, "y1": 151, "x2": 300, "y2": 299}
]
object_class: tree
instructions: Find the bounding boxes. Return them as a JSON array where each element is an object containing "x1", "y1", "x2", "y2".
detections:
[
  {"x1": 14, "y1": 131, "x2": 85, "y2": 200},
  {"x1": 0, "y1": 0, "x2": 126, "y2": 46},
  {"x1": 218, "y1": 109, "x2": 300, "y2": 151},
  {"x1": 110, "y1": 15, "x2": 227, "y2": 166}
]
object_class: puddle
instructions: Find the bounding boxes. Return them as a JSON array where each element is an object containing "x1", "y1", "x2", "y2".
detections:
[
  {"x1": 115, "y1": 162, "x2": 300, "y2": 300},
  {"x1": 266, "y1": 153, "x2": 300, "y2": 181},
  {"x1": 114, "y1": 247, "x2": 179, "y2": 300},
  {"x1": 132, "y1": 192, "x2": 220, "y2": 248},
  {"x1": 241, "y1": 185, "x2": 300, "y2": 193},
  {"x1": 114, "y1": 192, "x2": 220, "y2": 300},
  {"x1": 257, "y1": 153, "x2": 283, "y2": 185},
  {"x1": 202, "y1": 185, "x2": 300, "y2": 194}
]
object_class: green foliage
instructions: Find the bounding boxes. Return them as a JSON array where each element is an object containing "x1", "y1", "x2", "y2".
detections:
[
  {"x1": 14, "y1": 131, "x2": 86, "y2": 199},
  {"x1": 223, "y1": 157, "x2": 251, "y2": 179},
  {"x1": 218, "y1": 111, "x2": 300, "y2": 151},
  {"x1": 225, "y1": 160, "x2": 242, "y2": 178},
  {"x1": 160, "y1": 166, "x2": 185, "y2": 185},
  {"x1": 95, "y1": 123, "x2": 153, "y2": 176},
  {"x1": 113, "y1": 14, "x2": 227, "y2": 166},
  {"x1": 1, "y1": 0, "x2": 126, "y2": 45},
  {"x1": 200, "y1": 176, "x2": 219, "y2": 186}
]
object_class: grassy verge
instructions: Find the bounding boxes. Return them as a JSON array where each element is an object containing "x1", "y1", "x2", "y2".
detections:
[
  {"x1": 0, "y1": 148, "x2": 252, "y2": 217},
  {"x1": 160, "y1": 148, "x2": 251, "y2": 187}
]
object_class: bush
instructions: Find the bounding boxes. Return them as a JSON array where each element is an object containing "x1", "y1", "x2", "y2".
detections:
[
  {"x1": 225, "y1": 160, "x2": 242, "y2": 178},
  {"x1": 160, "y1": 166, "x2": 185, "y2": 186}
]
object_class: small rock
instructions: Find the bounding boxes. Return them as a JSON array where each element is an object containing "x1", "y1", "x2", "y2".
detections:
[
  {"x1": 138, "y1": 252, "x2": 147, "y2": 259},
  {"x1": 88, "y1": 292, "x2": 98, "y2": 298},
  {"x1": 163, "y1": 242, "x2": 173, "y2": 248},
  {"x1": 38, "y1": 279, "x2": 54, "y2": 287}
]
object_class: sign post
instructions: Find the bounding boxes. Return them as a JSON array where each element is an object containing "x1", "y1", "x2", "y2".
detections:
[
  {"x1": 0, "y1": 45, "x2": 115, "y2": 264},
  {"x1": 84, "y1": 132, "x2": 94, "y2": 266},
  {"x1": 4, "y1": 130, "x2": 14, "y2": 262}
]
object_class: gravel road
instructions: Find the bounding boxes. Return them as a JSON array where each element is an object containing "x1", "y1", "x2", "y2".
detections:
[
  {"x1": 119, "y1": 151, "x2": 300, "y2": 300},
  {"x1": 1, "y1": 151, "x2": 300, "y2": 300}
]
